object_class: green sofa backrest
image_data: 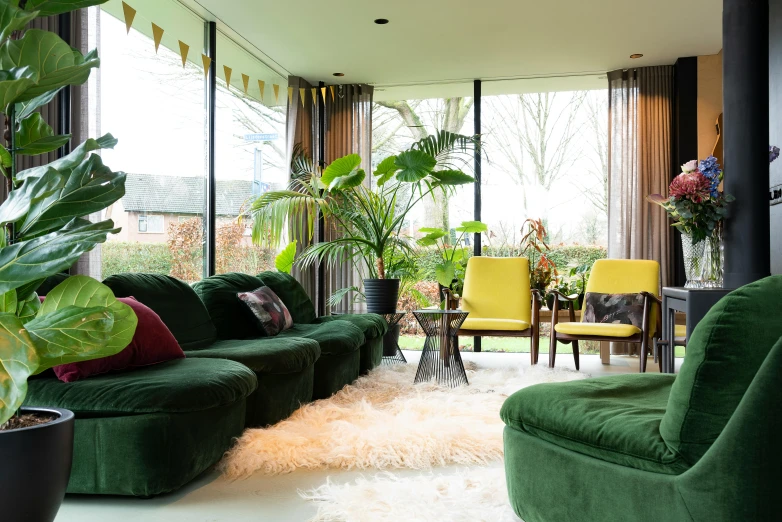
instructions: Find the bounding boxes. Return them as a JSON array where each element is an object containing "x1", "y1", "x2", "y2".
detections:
[
  {"x1": 660, "y1": 275, "x2": 782, "y2": 465},
  {"x1": 103, "y1": 273, "x2": 217, "y2": 350},
  {"x1": 257, "y1": 271, "x2": 316, "y2": 325},
  {"x1": 192, "y1": 273, "x2": 266, "y2": 340}
]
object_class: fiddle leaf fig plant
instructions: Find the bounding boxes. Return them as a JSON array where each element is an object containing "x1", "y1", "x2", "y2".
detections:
[
  {"x1": 0, "y1": 0, "x2": 137, "y2": 428},
  {"x1": 418, "y1": 220, "x2": 488, "y2": 296}
]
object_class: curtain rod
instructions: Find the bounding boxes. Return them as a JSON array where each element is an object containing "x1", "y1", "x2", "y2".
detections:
[{"x1": 372, "y1": 71, "x2": 608, "y2": 89}]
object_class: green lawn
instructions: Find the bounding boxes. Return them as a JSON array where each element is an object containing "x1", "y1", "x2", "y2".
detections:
[{"x1": 399, "y1": 335, "x2": 686, "y2": 357}]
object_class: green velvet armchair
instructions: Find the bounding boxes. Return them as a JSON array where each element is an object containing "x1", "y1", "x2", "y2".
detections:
[{"x1": 501, "y1": 275, "x2": 782, "y2": 522}]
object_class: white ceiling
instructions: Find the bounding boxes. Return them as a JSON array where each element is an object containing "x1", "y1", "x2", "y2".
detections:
[{"x1": 187, "y1": 0, "x2": 723, "y2": 96}]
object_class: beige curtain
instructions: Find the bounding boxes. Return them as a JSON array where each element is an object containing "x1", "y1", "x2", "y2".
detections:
[
  {"x1": 607, "y1": 66, "x2": 673, "y2": 354},
  {"x1": 322, "y1": 84, "x2": 373, "y2": 314}
]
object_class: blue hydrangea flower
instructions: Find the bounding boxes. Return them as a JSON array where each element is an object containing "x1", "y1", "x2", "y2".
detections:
[{"x1": 698, "y1": 156, "x2": 722, "y2": 198}]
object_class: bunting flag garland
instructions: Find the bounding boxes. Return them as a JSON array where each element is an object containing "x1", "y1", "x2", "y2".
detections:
[
  {"x1": 121, "y1": 1, "x2": 136, "y2": 34},
  {"x1": 201, "y1": 54, "x2": 211, "y2": 76},
  {"x1": 330, "y1": 85, "x2": 335, "y2": 101},
  {"x1": 242, "y1": 74, "x2": 250, "y2": 94},
  {"x1": 311, "y1": 88, "x2": 317, "y2": 105},
  {"x1": 151, "y1": 23, "x2": 164, "y2": 53},
  {"x1": 223, "y1": 66, "x2": 233, "y2": 90},
  {"x1": 275, "y1": 84, "x2": 282, "y2": 104},
  {"x1": 321, "y1": 87, "x2": 327, "y2": 103},
  {"x1": 178, "y1": 41, "x2": 189, "y2": 68},
  {"x1": 287, "y1": 86, "x2": 293, "y2": 105},
  {"x1": 258, "y1": 80, "x2": 265, "y2": 101},
  {"x1": 299, "y1": 87, "x2": 306, "y2": 108}
]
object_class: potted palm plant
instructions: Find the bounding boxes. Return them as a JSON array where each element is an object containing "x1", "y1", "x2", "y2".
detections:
[
  {"x1": 251, "y1": 131, "x2": 477, "y2": 314},
  {"x1": 0, "y1": 1, "x2": 136, "y2": 520}
]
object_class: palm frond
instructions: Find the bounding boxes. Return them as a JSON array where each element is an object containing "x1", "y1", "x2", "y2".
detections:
[
  {"x1": 410, "y1": 130, "x2": 480, "y2": 170},
  {"x1": 326, "y1": 286, "x2": 364, "y2": 308}
]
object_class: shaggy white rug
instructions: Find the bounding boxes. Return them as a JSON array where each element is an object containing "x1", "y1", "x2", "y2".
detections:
[
  {"x1": 221, "y1": 361, "x2": 586, "y2": 479},
  {"x1": 301, "y1": 466, "x2": 521, "y2": 522}
]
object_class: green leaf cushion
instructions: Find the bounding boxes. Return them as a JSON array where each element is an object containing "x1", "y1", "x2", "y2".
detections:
[
  {"x1": 275, "y1": 321, "x2": 364, "y2": 357},
  {"x1": 660, "y1": 275, "x2": 782, "y2": 465},
  {"x1": 192, "y1": 273, "x2": 266, "y2": 340},
  {"x1": 501, "y1": 374, "x2": 687, "y2": 474},
  {"x1": 316, "y1": 313, "x2": 388, "y2": 340},
  {"x1": 24, "y1": 358, "x2": 257, "y2": 414},
  {"x1": 103, "y1": 273, "x2": 216, "y2": 350},
  {"x1": 185, "y1": 337, "x2": 320, "y2": 375},
  {"x1": 257, "y1": 271, "x2": 316, "y2": 324}
]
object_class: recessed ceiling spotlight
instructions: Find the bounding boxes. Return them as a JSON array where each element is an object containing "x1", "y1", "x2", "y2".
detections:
[
  {"x1": 374, "y1": 18, "x2": 389, "y2": 24},
  {"x1": 630, "y1": 53, "x2": 644, "y2": 59},
  {"x1": 333, "y1": 72, "x2": 345, "y2": 77}
]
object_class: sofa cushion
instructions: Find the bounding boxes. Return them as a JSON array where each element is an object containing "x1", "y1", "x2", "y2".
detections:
[
  {"x1": 276, "y1": 321, "x2": 364, "y2": 357},
  {"x1": 501, "y1": 374, "x2": 688, "y2": 474},
  {"x1": 185, "y1": 337, "x2": 320, "y2": 375},
  {"x1": 257, "y1": 271, "x2": 316, "y2": 324},
  {"x1": 660, "y1": 275, "x2": 782, "y2": 465},
  {"x1": 315, "y1": 313, "x2": 388, "y2": 340},
  {"x1": 103, "y1": 273, "x2": 216, "y2": 350},
  {"x1": 24, "y1": 358, "x2": 257, "y2": 415},
  {"x1": 193, "y1": 273, "x2": 266, "y2": 340},
  {"x1": 237, "y1": 286, "x2": 294, "y2": 336}
]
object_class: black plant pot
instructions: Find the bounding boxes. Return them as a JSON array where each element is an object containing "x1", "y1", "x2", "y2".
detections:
[
  {"x1": 0, "y1": 407, "x2": 74, "y2": 522},
  {"x1": 364, "y1": 278, "x2": 400, "y2": 314},
  {"x1": 383, "y1": 323, "x2": 402, "y2": 356}
]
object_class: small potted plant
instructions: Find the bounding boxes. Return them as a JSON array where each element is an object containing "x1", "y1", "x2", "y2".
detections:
[
  {"x1": 568, "y1": 262, "x2": 592, "y2": 310},
  {"x1": 519, "y1": 219, "x2": 558, "y2": 308}
]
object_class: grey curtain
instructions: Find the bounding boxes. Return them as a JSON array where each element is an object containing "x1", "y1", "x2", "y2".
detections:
[
  {"x1": 607, "y1": 66, "x2": 674, "y2": 354},
  {"x1": 322, "y1": 84, "x2": 374, "y2": 314}
]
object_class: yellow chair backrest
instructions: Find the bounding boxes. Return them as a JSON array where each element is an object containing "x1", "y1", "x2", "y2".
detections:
[
  {"x1": 583, "y1": 259, "x2": 660, "y2": 326},
  {"x1": 461, "y1": 257, "x2": 532, "y2": 323}
]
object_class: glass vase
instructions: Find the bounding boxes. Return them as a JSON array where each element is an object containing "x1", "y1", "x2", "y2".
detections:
[
  {"x1": 700, "y1": 228, "x2": 724, "y2": 288},
  {"x1": 681, "y1": 232, "x2": 707, "y2": 288}
]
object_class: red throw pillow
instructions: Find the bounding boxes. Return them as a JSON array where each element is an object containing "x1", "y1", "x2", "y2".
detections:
[
  {"x1": 237, "y1": 286, "x2": 294, "y2": 336},
  {"x1": 52, "y1": 297, "x2": 185, "y2": 383}
]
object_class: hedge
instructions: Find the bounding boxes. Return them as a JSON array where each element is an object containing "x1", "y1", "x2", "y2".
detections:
[{"x1": 102, "y1": 242, "x2": 172, "y2": 279}]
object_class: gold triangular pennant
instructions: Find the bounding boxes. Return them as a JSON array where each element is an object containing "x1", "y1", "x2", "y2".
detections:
[
  {"x1": 274, "y1": 84, "x2": 281, "y2": 104},
  {"x1": 223, "y1": 66, "x2": 233, "y2": 89},
  {"x1": 330, "y1": 85, "x2": 335, "y2": 101},
  {"x1": 241, "y1": 74, "x2": 250, "y2": 94},
  {"x1": 287, "y1": 86, "x2": 293, "y2": 105},
  {"x1": 178, "y1": 41, "x2": 189, "y2": 68},
  {"x1": 121, "y1": 2, "x2": 136, "y2": 34},
  {"x1": 258, "y1": 80, "x2": 266, "y2": 101},
  {"x1": 321, "y1": 87, "x2": 327, "y2": 103},
  {"x1": 299, "y1": 88, "x2": 306, "y2": 108},
  {"x1": 151, "y1": 23, "x2": 164, "y2": 53},
  {"x1": 311, "y1": 88, "x2": 318, "y2": 105},
  {"x1": 201, "y1": 54, "x2": 211, "y2": 77}
]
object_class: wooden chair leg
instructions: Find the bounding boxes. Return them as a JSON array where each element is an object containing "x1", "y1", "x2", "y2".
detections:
[
  {"x1": 640, "y1": 336, "x2": 649, "y2": 373},
  {"x1": 530, "y1": 331, "x2": 539, "y2": 365},
  {"x1": 571, "y1": 340, "x2": 580, "y2": 371},
  {"x1": 548, "y1": 333, "x2": 557, "y2": 368}
]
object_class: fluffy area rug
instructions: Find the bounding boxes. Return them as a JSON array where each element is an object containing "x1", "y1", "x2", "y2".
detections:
[
  {"x1": 301, "y1": 467, "x2": 520, "y2": 522},
  {"x1": 220, "y1": 361, "x2": 586, "y2": 479}
]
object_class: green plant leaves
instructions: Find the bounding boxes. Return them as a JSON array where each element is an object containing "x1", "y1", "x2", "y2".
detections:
[
  {"x1": 15, "y1": 87, "x2": 60, "y2": 120},
  {"x1": 431, "y1": 170, "x2": 475, "y2": 186},
  {"x1": 417, "y1": 228, "x2": 446, "y2": 247},
  {"x1": 322, "y1": 154, "x2": 362, "y2": 188},
  {"x1": 15, "y1": 112, "x2": 71, "y2": 156},
  {"x1": 329, "y1": 168, "x2": 365, "y2": 190},
  {"x1": 394, "y1": 150, "x2": 436, "y2": 182},
  {"x1": 0, "y1": 30, "x2": 100, "y2": 102},
  {"x1": 16, "y1": 291, "x2": 40, "y2": 324},
  {"x1": 38, "y1": 275, "x2": 137, "y2": 359},
  {"x1": 0, "y1": 67, "x2": 36, "y2": 113},
  {"x1": 0, "y1": 167, "x2": 63, "y2": 226},
  {"x1": 0, "y1": 218, "x2": 118, "y2": 295},
  {"x1": 22, "y1": 0, "x2": 110, "y2": 17},
  {"x1": 16, "y1": 133, "x2": 117, "y2": 181},
  {"x1": 275, "y1": 240, "x2": 297, "y2": 274},
  {"x1": 435, "y1": 260, "x2": 456, "y2": 288},
  {"x1": 373, "y1": 155, "x2": 398, "y2": 186},
  {"x1": 0, "y1": 313, "x2": 40, "y2": 425},
  {"x1": 0, "y1": 2, "x2": 38, "y2": 44},
  {"x1": 455, "y1": 221, "x2": 488, "y2": 234},
  {"x1": 0, "y1": 289, "x2": 16, "y2": 313}
]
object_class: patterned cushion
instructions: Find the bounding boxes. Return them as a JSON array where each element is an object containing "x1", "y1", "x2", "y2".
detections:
[
  {"x1": 238, "y1": 287, "x2": 293, "y2": 336},
  {"x1": 583, "y1": 292, "x2": 645, "y2": 328}
]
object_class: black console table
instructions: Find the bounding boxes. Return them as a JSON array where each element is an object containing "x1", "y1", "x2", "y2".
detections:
[{"x1": 661, "y1": 287, "x2": 731, "y2": 373}]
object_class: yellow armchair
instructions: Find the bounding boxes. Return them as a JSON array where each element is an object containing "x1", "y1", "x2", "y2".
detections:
[
  {"x1": 447, "y1": 257, "x2": 542, "y2": 364},
  {"x1": 549, "y1": 259, "x2": 661, "y2": 372}
]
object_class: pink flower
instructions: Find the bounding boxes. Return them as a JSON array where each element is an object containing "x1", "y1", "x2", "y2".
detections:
[
  {"x1": 681, "y1": 160, "x2": 698, "y2": 173},
  {"x1": 669, "y1": 171, "x2": 711, "y2": 203}
]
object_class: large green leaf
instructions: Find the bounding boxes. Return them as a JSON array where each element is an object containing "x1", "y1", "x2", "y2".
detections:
[
  {"x1": 416, "y1": 229, "x2": 446, "y2": 247},
  {"x1": 0, "y1": 167, "x2": 63, "y2": 226},
  {"x1": 0, "y1": 289, "x2": 16, "y2": 313},
  {"x1": 0, "y1": 218, "x2": 118, "y2": 295},
  {"x1": 16, "y1": 291, "x2": 40, "y2": 324},
  {"x1": 0, "y1": 2, "x2": 38, "y2": 45},
  {"x1": 395, "y1": 150, "x2": 436, "y2": 182},
  {"x1": 430, "y1": 170, "x2": 475, "y2": 186},
  {"x1": 322, "y1": 154, "x2": 361, "y2": 187},
  {"x1": 373, "y1": 155, "x2": 399, "y2": 186},
  {"x1": 26, "y1": 305, "x2": 116, "y2": 370},
  {"x1": 38, "y1": 275, "x2": 137, "y2": 356},
  {"x1": 0, "y1": 67, "x2": 36, "y2": 113},
  {"x1": 274, "y1": 240, "x2": 297, "y2": 274},
  {"x1": 0, "y1": 30, "x2": 100, "y2": 102},
  {"x1": 15, "y1": 86, "x2": 61, "y2": 120},
  {"x1": 329, "y1": 168, "x2": 365, "y2": 191},
  {"x1": 435, "y1": 260, "x2": 456, "y2": 288},
  {"x1": 0, "y1": 313, "x2": 39, "y2": 425},
  {"x1": 23, "y1": 0, "x2": 109, "y2": 17},
  {"x1": 17, "y1": 155, "x2": 126, "y2": 238},
  {"x1": 455, "y1": 221, "x2": 488, "y2": 234},
  {"x1": 16, "y1": 133, "x2": 117, "y2": 181},
  {"x1": 0, "y1": 142, "x2": 12, "y2": 169},
  {"x1": 16, "y1": 112, "x2": 71, "y2": 156}
]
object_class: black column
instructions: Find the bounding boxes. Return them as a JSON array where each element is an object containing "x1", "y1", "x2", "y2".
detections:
[
  {"x1": 723, "y1": 0, "x2": 770, "y2": 288},
  {"x1": 57, "y1": 12, "x2": 72, "y2": 158},
  {"x1": 473, "y1": 80, "x2": 482, "y2": 353},
  {"x1": 317, "y1": 81, "x2": 326, "y2": 316},
  {"x1": 204, "y1": 22, "x2": 217, "y2": 277}
]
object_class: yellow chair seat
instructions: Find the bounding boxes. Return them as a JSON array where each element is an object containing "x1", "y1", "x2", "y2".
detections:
[
  {"x1": 555, "y1": 322, "x2": 641, "y2": 338},
  {"x1": 461, "y1": 317, "x2": 531, "y2": 332},
  {"x1": 675, "y1": 325, "x2": 686, "y2": 337}
]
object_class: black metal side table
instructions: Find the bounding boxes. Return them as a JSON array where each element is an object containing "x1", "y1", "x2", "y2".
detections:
[
  {"x1": 381, "y1": 312, "x2": 408, "y2": 365},
  {"x1": 661, "y1": 287, "x2": 731, "y2": 373},
  {"x1": 412, "y1": 310, "x2": 470, "y2": 387}
]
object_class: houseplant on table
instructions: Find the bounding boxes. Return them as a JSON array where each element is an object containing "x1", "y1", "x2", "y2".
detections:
[
  {"x1": 0, "y1": 1, "x2": 136, "y2": 520},
  {"x1": 250, "y1": 131, "x2": 477, "y2": 313},
  {"x1": 519, "y1": 218, "x2": 558, "y2": 308}
]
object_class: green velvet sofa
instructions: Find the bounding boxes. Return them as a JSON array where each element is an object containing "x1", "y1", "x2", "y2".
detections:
[{"x1": 501, "y1": 275, "x2": 782, "y2": 522}]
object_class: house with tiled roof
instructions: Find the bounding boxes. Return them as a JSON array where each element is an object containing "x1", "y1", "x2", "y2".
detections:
[{"x1": 108, "y1": 173, "x2": 266, "y2": 243}]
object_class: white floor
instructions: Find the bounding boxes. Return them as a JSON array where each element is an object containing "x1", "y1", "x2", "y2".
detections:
[{"x1": 55, "y1": 351, "x2": 680, "y2": 522}]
